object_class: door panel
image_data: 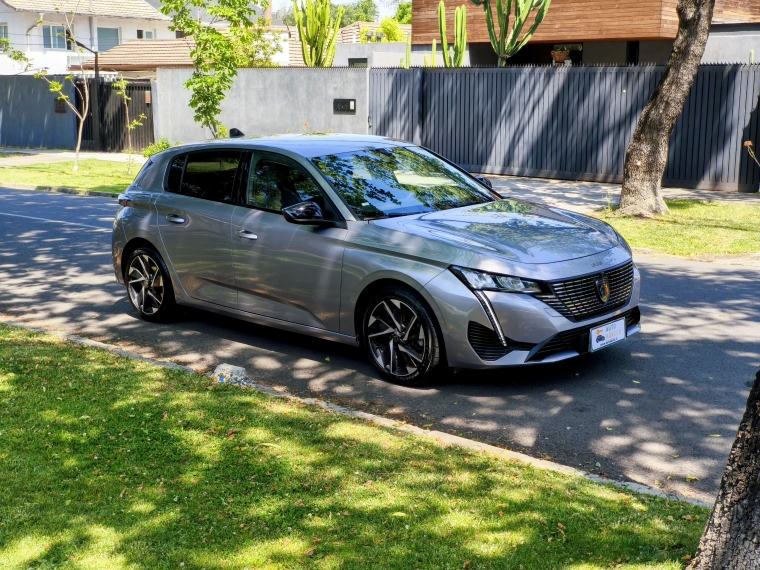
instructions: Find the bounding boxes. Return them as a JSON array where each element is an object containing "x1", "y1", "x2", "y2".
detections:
[
  {"x1": 155, "y1": 150, "x2": 242, "y2": 308},
  {"x1": 232, "y1": 208, "x2": 346, "y2": 330},
  {"x1": 157, "y1": 193, "x2": 237, "y2": 307},
  {"x1": 232, "y1": 154, "x2": 346, "y2": 331}
]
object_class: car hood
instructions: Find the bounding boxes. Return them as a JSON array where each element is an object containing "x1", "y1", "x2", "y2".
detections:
[{"x1": 371, "y1": 199, "x2": 620, "y2": 264}]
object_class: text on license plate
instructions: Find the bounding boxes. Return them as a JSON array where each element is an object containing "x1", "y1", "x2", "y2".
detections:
[{"x1": 589, "y1": 318, "x2": 626, "y2": 352}]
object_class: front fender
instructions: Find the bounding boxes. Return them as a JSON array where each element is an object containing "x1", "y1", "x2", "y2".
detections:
[{"x1": 339, "y1": 247, "x2": 448, "y2": 338}]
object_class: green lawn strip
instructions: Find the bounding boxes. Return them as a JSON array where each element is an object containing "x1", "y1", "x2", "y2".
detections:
[
  {"x1": 597, "y1": 199, "x2": 760, "y2": 257},
  {"x1": 0, "y1": 324, "x2": 707, "y2": 570},
  {"x1": 0, "y1": 160, "x2": 136, "y2": 194}
]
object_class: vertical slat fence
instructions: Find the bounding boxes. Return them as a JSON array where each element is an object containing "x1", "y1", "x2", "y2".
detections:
[{"x1": 371, "y1": 64, "x2": 760, "y2": 192}]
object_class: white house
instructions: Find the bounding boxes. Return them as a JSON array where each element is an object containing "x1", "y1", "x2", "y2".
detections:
[{"x1": 0, "y1": 0, "x2": 174, "y2": 75}]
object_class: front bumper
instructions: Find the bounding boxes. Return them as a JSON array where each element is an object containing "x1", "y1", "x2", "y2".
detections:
[{"x1": 424, "y1": 264, "x2": 642, "y2": 369}]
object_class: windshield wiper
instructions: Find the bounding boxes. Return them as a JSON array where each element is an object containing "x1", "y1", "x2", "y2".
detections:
[{"x1": 363, "y1": 211, "x2": 430, "y2": 220}]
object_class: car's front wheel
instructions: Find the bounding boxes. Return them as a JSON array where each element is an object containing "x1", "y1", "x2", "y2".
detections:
[
  {"x1": 125, "y1": 247, "x2": 176, "y2": 322},
  {"x1": 362, "y1": 286, "x2": 444, "y2": 386}
]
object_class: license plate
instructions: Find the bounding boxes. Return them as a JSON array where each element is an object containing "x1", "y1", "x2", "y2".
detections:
[{"x1": 589, "y1": 318, "x2": 626, "y2": 352}]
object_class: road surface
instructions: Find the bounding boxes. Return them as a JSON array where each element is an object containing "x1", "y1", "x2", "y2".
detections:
[{"x1": 1, "y1": 187, "x2": 758, "y2": 503}]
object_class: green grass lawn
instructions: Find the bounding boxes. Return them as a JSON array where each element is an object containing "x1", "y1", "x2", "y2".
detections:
[
  {"x1": 598, "y1": 199, "x2": 760, "y2": 257},
  {"x1": 0, "y1": 160, "x2": 136, "y2": 194},
  {"x1": 0, "y1": 324, "x2": 708, "y2": 570}
]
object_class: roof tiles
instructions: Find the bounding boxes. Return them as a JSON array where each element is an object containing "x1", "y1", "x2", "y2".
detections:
[{"x1": 2, "y1": 0, "x2": 168, "y2": 20}]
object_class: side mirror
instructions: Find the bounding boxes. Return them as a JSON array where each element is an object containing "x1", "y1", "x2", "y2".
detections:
[
  {"x1": 282, "y1": 201, "x2": 327, "y2": 225},
  {"x1": 474, "y1": 175, "x2": 493, "y2": 190}
]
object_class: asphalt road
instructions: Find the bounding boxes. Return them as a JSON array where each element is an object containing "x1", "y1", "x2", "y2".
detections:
[{"x1": 1, "y1": 187, "x2": 758, "y2": 503}]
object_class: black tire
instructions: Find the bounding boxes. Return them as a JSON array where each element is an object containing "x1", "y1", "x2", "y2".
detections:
[
  {"x1": 361, "y1": 285, "x2": 445, "y2": 386},
  {"x1": 124, "y1": 247, "x2": 176, "y2": 322}
]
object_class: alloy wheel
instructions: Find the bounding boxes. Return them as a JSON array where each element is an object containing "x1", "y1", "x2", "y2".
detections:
[
  {"x1": 127, "y1": 254, "x2": 165, "y2": 315},
  {"x1": 366, "y1": 298, "x2": 428, "y2": 378}
]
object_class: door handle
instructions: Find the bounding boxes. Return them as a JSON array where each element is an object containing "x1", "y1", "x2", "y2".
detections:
[
  {"x1": 166, "y1": 214, "x2": 186, "y2": 224},
  {"x1": 236, "y1": 229, "x2": 258, "y2": 240}
]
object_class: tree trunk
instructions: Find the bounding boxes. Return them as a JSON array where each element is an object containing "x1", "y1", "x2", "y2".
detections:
[
  {"x1": 687, "y1": 370, "x2": 760, "y2": 570},
  {"x1": 618, "y1": 0, "x2": 716, "y2": 217}
]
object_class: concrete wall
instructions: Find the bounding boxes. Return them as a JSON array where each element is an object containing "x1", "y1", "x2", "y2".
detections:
[
  {"x1": 154, "y1": 67, "x2": 370, "y2": 143},
  {"x1": 0, "y1": 76, "x2": 77, "y2": 149},
  {"x1": 703, "y1": 25, "x2": 760, "y2": 64},
  {"x1": 334, "y1": 43, "x2": 472, "y2": 68}
]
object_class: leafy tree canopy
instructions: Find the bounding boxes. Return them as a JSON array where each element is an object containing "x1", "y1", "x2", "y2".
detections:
[
  {"x1": 394, "y1": 1, "x2": 412, "y2": 24},
  {"x1": 160, "y1": 0, "x2": 278, "y2": 137}
]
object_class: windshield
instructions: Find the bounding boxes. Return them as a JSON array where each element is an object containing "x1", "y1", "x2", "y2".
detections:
[{"x1": 312, "y1": 146, "x2": 496, "y2": 220}]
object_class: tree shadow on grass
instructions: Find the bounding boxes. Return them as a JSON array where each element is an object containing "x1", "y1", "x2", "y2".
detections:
[{"x1": 0, "y1": 326, "x2": 707, "y2": 570}]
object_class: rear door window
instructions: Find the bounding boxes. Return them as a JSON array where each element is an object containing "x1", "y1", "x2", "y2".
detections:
[
  {"x1": 181, "y1": 151, "x2": 242, "y2": 203},
  {"x1": 165, "y1": 151, "x2": 243, "y2": 203}
]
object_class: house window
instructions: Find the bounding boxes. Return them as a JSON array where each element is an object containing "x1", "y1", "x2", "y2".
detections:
[
  {"x1": 137, "y1": 30, "x2": 153, "y2": 39},
  {"x1": 0, "y1": 24, "x2": 8, "y2": 41},
  {"x1": 145, "y1": 30, "x2": 154, "y2": 39},
  {"x1": 175, "y1": 30, "x2": 186, "y2": 39},
  {"x1": 43, "y1": 25, "x2": 71, "y2": 50},
  {"x1": 348, "y1": 58, "x2": 368, "y2": 68},
  {"x1": 137, "y1": 29, "x2": 143, "y2": 39},
  {"x1": 97, "y1": 27, "x2": 120, "y2": 52}
]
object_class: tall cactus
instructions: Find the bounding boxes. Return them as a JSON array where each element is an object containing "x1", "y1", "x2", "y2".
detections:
[
  {"x1": 470, "y1": 0, "x2": 552, "y2": 67},
  {"x1": 438, "y1": 1, "x2": 467, "y2": 68},
  {"x1": 293, "y1": 0, "x2": 344, "y2": 67},
  {"x1": 401, "y1": 33, "x2": 412, "y2": 68}
]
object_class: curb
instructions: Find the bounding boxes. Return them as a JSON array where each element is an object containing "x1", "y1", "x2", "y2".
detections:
[
  {"x1": 0, "y1": 181, "x2": 118, "y2": 198},
  {"x1": 0, "y1": 316, "x2": 713, "y2": 509}
]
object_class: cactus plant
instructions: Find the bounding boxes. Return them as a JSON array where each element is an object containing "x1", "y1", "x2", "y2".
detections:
[
  {"x1": 470, "y1": 0, "x2": 552, "y2": 67},
  {"x1": 438, "y1": 1, "x2": 467, "y2": 68},
  {"x1": 293, "y1": 0, "x2": 344, "y2": 67},
  {"x1": 400, "y1": 33, "x2": 412, "y2": 68},
  {"x1": 431, "y1": 38, "x2": 438, "y2": 67}
]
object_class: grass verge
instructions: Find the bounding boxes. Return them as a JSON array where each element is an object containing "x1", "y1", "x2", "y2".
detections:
[
  {"x1": 0, "y1": 323, "x2": 708, "y2": 569},
  {"x1": 597, "y1": 199, "x2": 760, "y2": 257},
  {"x1": 0, "y1": 160, "x2": 136, "y2": 194}
]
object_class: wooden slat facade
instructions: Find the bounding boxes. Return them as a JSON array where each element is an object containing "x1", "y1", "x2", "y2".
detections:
[{"x1": 413, "y1": 0, "x2": 760, "y2": 46}]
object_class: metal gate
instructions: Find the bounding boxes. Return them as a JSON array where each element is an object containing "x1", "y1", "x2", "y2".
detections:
[{"x1": 77, "y1": 79, "x2": 155, "y2": 152}]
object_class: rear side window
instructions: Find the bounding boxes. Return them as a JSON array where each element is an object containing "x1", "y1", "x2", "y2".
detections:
[
  {"x1": 132, "y1": 158, "x2": 154, "y2": 188},
  {"x1": 166, "y1": 155, "x2": 185, "y2": 194},
  {"x1": 165, "y1": 151, "x2": 242, "y2": 203},
  {"x1": 181, "y1": 151, "x2": 242, "y2": 202}
]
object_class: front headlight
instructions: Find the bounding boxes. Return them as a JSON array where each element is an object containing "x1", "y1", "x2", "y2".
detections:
[{"x1": 450, "y1": 266, "x2": 542, "y2": 293}]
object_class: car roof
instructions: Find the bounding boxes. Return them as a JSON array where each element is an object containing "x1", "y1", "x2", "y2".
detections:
[{"x1": 168, "y1": 134, "x2": 413, "y2": 158}]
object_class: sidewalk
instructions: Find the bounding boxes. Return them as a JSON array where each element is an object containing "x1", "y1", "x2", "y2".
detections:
[
  {"x1": 488, "y1": 175, "x2": 760, "y2": 213},
  {"x1": 0, "y1": 147, "x2": 147, "y2": 167}
]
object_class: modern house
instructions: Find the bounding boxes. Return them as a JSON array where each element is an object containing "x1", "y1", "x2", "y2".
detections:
[
  {"x1": 329, "y1": 21, "x2": 415, "y2": 68},
  {"x1": 413, "y1": 0, "x2": 760, "y2": 65},
  {"x1": 0, "y1": 0, "x2": 174, "y2": 74}
]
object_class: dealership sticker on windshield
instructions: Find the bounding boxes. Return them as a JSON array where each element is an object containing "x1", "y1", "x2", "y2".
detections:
[{"x1": 589, "y1": 318, "x2": 626, "y2": 352}]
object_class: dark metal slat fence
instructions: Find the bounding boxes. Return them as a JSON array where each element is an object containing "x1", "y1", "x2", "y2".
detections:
[
  {"x1": 369, "y1": 65, "x2": 760, "y2": 192},
  {"x1": 76, "y1": 79, "x2": 155, "y2": 153}
]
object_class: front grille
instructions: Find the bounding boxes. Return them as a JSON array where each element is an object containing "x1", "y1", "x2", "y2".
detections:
[
  {"x1": 467, "y1": 322, "x2": 534, "y2": 362},
  {"x1": 536, "y1": 261, "x2": 634, "y2": 322},
  {"x1": 528, "y1": 308, "x2": 640, "y2": 362}
]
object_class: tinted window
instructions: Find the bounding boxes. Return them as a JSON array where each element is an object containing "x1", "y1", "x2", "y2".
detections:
[
  {"x1": 248, "y1": 157, "x2": 336, "y2": 219},
  {"x1": 312, "y1": 146, "x2": 495, "y2": 220},
  {"x1": 179, "y1": 151, "x2": 242, "y2": 203},
  {"x1": 166, "y1": 155, "x2": 185, "y2": 194}
]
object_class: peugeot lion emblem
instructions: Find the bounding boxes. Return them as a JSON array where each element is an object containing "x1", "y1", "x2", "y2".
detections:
[{"x1": 595, "y1": 276, "x2": 611, "y2": 304}]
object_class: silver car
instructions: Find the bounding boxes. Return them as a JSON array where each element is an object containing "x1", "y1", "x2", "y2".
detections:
[{"x1": 113, "y1": 134, "x2": 640, "y2": 385}]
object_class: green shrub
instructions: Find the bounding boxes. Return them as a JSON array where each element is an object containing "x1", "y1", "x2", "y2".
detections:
[{"x1": 142, "y1": 137, "x2": 175, "y2": 158}]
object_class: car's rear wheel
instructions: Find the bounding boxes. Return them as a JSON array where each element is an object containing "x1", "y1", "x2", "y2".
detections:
[
  {"x1": 362, "y1": 286, "x2": 444, "y2": 386},
  {"x1": 125, "y1": 247, "x2": 176, "y2": 322}
]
